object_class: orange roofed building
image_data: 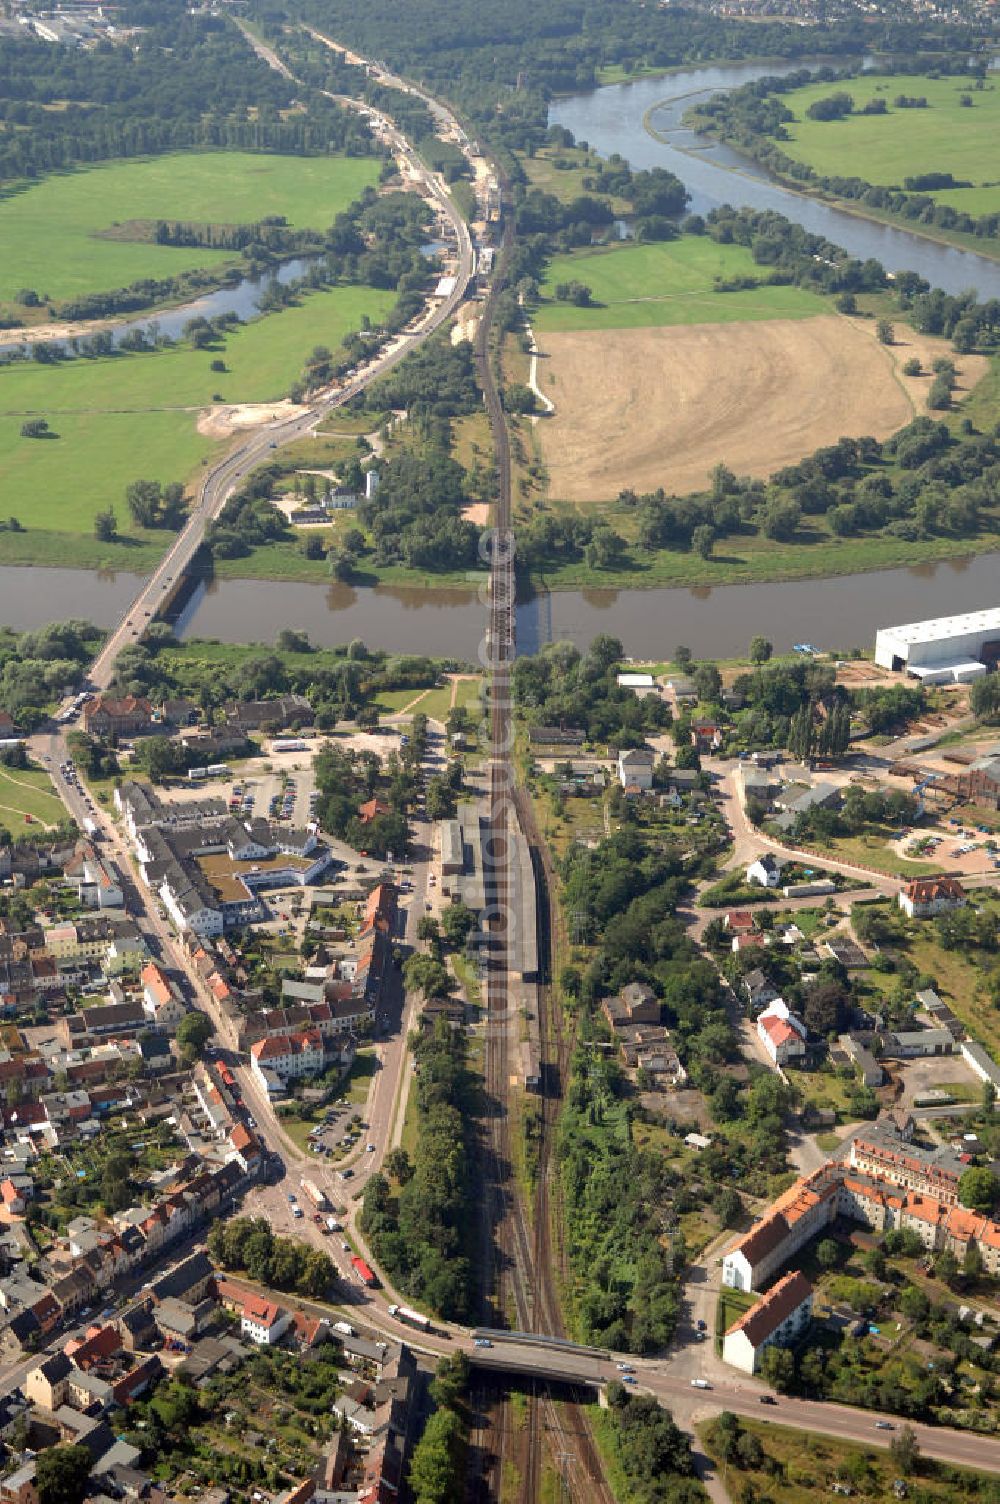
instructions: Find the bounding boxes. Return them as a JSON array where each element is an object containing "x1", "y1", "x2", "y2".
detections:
[{"x1": 723, "y1": 1270, "x2": 814, "y2": 1374}]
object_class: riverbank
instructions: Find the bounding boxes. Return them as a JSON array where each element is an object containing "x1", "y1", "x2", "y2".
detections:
[
  {"x1": 679, "y1": 115, "x2": 1000, "y2": 269},
  {"x1": 679, "y1": 65, "x2": 1000, "y2": 268}
]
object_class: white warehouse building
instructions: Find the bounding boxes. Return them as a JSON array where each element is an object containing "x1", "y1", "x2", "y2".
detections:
[{"x1": 874, "y1": 607, "x2": 1000, "y2": 683}]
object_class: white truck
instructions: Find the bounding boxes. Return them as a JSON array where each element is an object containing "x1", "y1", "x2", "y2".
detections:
[
  {"x1": 388, "y1": 1304, "x2": 430, "y2": 1332},
  {"x1": 82, "y1": 817, "x2": 98, "y2": 838},
  {"x1": 301, "y1": 1177, "x2": 328, "y2": 1211},
  {"x1": 332, "y1": 1320, "x2": 355, "y2": 1337}
]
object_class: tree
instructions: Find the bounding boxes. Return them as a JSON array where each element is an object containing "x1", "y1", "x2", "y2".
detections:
[
  {"x1": 429, "y1": 1352, "x2": 469, "y2": 1412},
  {"x1": 384, "y1": 1147, "x2": 414, "y2": 1184},
  {"x1": 749, "y1": 636, "x2": 772, "y2": 665},
  {"x1": 760, "y1": 1345, "x2": 795, "y2": 1392},
  {"x1": 816, "y1": 1238, "x2": 840, "y2": 1270},
  {"x1": 877, "y1": 318, "x2": 894, "y2": 345},
  {"x1": 959, "y1": 1165, "x2": 999, "y2": 1213},
  {"x1": 407, "y1": 1406, "x2": 464, "y2": 1504},
  {"x1": 890, "y1": 1424, "x2": 919, "y2": 1476},
  {"x1": 692, "y1": 523, "x2": 714, "y2": 560},
  {"x1": 176, "y1": 1011, "x2": 212, "y2": 1057},
  {"x1": 673, "y1": 646, "x2": 693, "y2": 670},
  {"x1": 902, "y1": 357, "x2": 922, "y2": 376},
  {"x1": 20, "y1": 418, "x2": 50, "y2": 439},
  {"x1": 94, "y1": 508, "x2": 117, "y2": 542},
  {"x1": 36, "y1": 1446, "x2": 92, "y2": 1504}
]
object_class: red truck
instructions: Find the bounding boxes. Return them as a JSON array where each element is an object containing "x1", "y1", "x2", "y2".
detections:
[{"x1": 351, "y1": 1255, "x2": 377, "y2": 1288}]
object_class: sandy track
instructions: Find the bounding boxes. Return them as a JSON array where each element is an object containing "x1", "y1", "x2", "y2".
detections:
[{"x1": 537, "y1": 315, "x2": 988, "y2": 503}]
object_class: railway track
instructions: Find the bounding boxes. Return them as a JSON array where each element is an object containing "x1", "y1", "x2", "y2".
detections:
[{"x1": 473, "y1": 180, "x2": 616, "y2": 1504}]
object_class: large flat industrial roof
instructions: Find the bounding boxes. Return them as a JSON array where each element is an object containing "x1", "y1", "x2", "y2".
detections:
[{"x1": 877, "y1": 606, "x2": 1000, "y2": 645}]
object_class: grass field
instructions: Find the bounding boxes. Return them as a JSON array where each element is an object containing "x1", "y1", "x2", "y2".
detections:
[
  {"x1": 534, "y1": 238, "x2": 828, "y2": 333},
  {"x1": 0, "y1": 764, "x2": 66, "y2": 835},
  {"x1": 0, "y1": 152, "x2": 381, "y2": 306},
  {"x1": 776, "y1": 73, "x2": 1000, "y2": 209},
  {"x1": 0, "y1": 283, "x2": 394, "y2": 543}
]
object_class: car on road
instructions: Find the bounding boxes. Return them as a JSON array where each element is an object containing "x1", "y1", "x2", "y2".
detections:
[
  {"x1": 474, "y1": 1339, "x2": 492, "y2": 1349},
  {"x1": 690, "y1": 1379, "x2": 711, "y2": 1390},
  {"x1": 696, "y1": 1319, "x2": 707, "y2": 1330},
  {"x1": 341, "y1": 1241, "x2": 350, "y2": 1251},
  {"x1": 616, "y1": 1364, "x2": 635, "y2": 1373},
  {"x1": 622, "y1": 1376, "x2": 637, "y2": 1386},
  {"x1": 875, "y1": 1421, "x2": 894, "y2": 1431},
  {"x1": 366, "y1": 1144, "x2": 376, "y2": 1152},
  {"x1": 759, "y1": 1395, "x2": 777, "y2": 1405},
  {"x1": 287, "y1": 1193, "x2": 296, "y2": 1204}
]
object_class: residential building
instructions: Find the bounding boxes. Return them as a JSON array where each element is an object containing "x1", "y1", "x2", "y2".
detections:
[
  {"x1": 746, "y1": 854, "x2": 782, "y2": 889},
  {"x1": 224, "y1": 696, "x2": 312, "y2": 733},
  {"x1": 757, "y1": 1000, "x2": 807, "y2": 1067},
  {"x1": 899, "y1": 876, "x2": 967, "y2": 919},
  {"x1": 250, "y1": 1029, "x2": 325, "y2": 1092},
  {"x1": 82, "y1": 696, "x2": 153, "y2": 738},
  {"x1": 141, "y1": 963, "x2": 186, "y2": 1029},
  {"x1": 617, "y1": 749, "x2": 655, "y2": 791},
  {"x1": 722, "y1": 1271, "x2": 813, "y2": 1375},
  {"x1": 64, "y1": 843, "x2": 123, "y2": 910},
  {"x1": 240, "y1": 1294, "x2": 291, "y2": 1346}
]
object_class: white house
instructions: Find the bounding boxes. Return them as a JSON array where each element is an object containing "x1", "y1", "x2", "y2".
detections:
[
  {"x1": 250, "y1": 1028, "x2": 325, "y2": 1089},
  {"x1": 757, "y1": 1000, "x2": 807, "y2": 1067},
  {"x1": 617, "y1": 749, "x2": 655, "y2": 791},
  {"x1": 722, "y1": 1270, "x2": 813, "y2": 1375},
  {"x1": 241, "y1": 1294, "x2": 291, "y2": 1346},
  {"x1": 746, "y1": 853, "x2": 781, "y2": 889},
  {"x1": 898, "y1": 876, "x2": 966, "y2": 920}
]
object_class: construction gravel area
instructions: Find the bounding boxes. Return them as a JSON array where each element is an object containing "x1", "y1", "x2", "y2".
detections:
[{"x1": 537, "y1": 315, "x2": 988, "y2": 503}]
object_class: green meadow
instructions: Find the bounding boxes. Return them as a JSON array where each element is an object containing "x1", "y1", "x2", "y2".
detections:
[
  {"x1": 777, "y1": 72, "x2": 1000, "y2": 207},
  {"x1": 0, "y1": 151, "x2": 380, "y2": 305},
  {"x1": 0, "y1": 282, "x2": 394, "y2": 544},
  {"x1": 533, "y1": 238, "x2": 827, "y2": 332}
]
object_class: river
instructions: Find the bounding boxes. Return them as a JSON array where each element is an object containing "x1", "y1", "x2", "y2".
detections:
[
  {"x1": 549, "y1": 61, "x2": 1000, "y2": 297},
  {"x1": 2, "y1": 551, "x2": 996, "y2": 660},
  {"x1": 3, "y1": 61, "x2": 998, "y2": 657}
]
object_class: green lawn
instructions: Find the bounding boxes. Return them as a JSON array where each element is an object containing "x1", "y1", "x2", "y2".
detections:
[
  {"x1": 776, "y1": 73, "x2": 1000, "y2": 197},
  {"x1": 534, "y1": 238, "x2": 828, "y2": 332},
  {"x1": 0, "y1": 283, "x2": 394, "y2": 540},
  {"x1": 0, "y1": 764, "x2": 66, "y2": 834},
  {"x1": 0, "y1": 151, "x2": 381, "y2": 305}
]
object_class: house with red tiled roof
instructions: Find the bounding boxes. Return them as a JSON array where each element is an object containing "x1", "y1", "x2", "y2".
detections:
[
  {"x1": 723, "y1": 1270, "x2": 813, "y2": 1374},
  {"x1": 227, "y1": 1123, "x2": 263, "y2": 1176},
  {"x1": 250, "y1": 1028, "x2": 324, "y2": 1093},
  {"x1": 899, "y1": 875, "x2": 966, "y2": 920},
  {"x1": 358, "y1": 798, "x2": 391, "y2": 827},
  {"x1": 141, "y1": 963, "x2": 186, "y2": 1029},
  {"x1": 756, "y1": 1000, "x2": 806, "y2": 1067},
  {"x1": 241, "y1": 1293, "x2": 291, "y2": 1346},
  {"x1": 82, "y1": 695, "x2": 153, "y2": 738}
]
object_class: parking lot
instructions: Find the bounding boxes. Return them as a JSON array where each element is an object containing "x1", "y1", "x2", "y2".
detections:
[
  {"x1": 898, "y1": 1053, "x2": 979, "y2": 1108},
  {"x1": 157, "y1": 750, "x2": 319, "y2": 827}
]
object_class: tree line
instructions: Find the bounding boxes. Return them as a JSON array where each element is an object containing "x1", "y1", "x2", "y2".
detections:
[{"x1": 359, "y1": 1019, "x2": 476, "y2": 1320}]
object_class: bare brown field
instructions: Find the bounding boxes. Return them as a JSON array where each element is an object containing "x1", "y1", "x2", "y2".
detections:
[{"x1": 536, "y1": 315, "x2": 988, "y2": 503}]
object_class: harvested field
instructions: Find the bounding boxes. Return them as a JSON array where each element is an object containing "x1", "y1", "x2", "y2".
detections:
[{"x1": 538, "y1": 315, "x2": 988, "y2": 503}]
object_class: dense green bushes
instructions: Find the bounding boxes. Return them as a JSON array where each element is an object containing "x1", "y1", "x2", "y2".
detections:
[{"x1": 359, "y1": 1020, "x2": 476, "y2": 1319}]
